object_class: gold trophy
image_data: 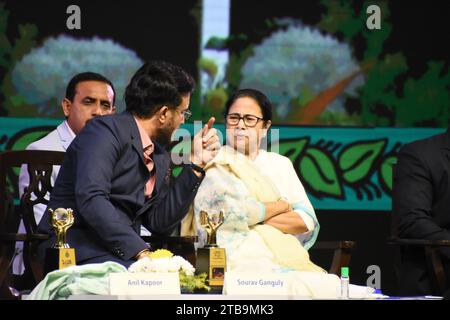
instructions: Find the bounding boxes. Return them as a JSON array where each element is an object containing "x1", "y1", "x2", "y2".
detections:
[
  {"x1": 44, "y1": 208, "x2": 76, "y2": 274},
  {"x1": 195, "y1": 210, "x2": 226, "y2": 287}
]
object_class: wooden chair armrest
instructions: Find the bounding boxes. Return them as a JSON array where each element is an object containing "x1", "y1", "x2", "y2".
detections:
[
  {"x1": 311, "y1": 241, "x2": 356, "y2": 275},
  {"x1": 387, "y1": 237, "x2": 450, "y2": 247},
  {"x1": 388, "y1": 237, "x2": 449, "y2": 295},
  {"x1": 0, "y1": 233, "x2": 49, "y2": 242},
  {"x1": 312, "y1": 240, "x2": 356, "y2": 250}
]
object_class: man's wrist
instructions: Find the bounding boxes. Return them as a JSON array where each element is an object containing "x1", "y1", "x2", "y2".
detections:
[
  {"x1": 135, "y1": 248, "x2": 151, "y2": 260},
  {"x1": 189, "y1": 162, "x2": 205, "y2": 176},
  {"x1": 189, "y1": 153, "x2": 205, "y2": 168}
]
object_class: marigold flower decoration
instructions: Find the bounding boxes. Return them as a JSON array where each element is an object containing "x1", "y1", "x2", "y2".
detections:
[{"x1": 148, "y1": 249, "x2": 173, "y2": 259}]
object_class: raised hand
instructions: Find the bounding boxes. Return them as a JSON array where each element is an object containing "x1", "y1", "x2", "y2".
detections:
[{"x1": 191, "y1": 117, "x2": 221, "y2": 167}]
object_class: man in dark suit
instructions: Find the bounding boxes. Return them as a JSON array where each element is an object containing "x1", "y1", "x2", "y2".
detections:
[
  {"x1": 392, "y1": 128, "x2": 450, "y2": 295},
  {"x1": 37, "y1": 61, "x2": 221, "y2": 267}
]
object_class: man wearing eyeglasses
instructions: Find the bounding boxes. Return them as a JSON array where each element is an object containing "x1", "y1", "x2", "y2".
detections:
[{"x1": 37, "y1": 61, "x2": 221, "y2": 268}]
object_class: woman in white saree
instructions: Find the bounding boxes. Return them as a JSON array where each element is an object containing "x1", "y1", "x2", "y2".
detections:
[{"x1": 184, "y1": 89, "x2": 372, "y2": 298}]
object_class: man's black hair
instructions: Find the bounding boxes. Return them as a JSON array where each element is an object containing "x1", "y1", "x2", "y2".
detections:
[
  {"x1": 125, "y1": 60, "x2": 195, "y2": 118},
  {"x1": 65, "y1": 72, "x2": 116, "y2": 106}
]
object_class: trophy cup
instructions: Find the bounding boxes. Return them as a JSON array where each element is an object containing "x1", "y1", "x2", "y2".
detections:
[
  {"x1": 195, "y1": 210, "x2": 226, "y2": 287},
  {"x1": 44, "y1": 208, "x2": 76, "y2": 274}
]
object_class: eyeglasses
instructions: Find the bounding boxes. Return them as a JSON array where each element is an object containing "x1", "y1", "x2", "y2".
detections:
[
  {"x1": 226, "y1": 113, "x2": 264, "y2": 127},
  {"x1": 177, "y1": 109, "x2": 192, "y2": 121}
]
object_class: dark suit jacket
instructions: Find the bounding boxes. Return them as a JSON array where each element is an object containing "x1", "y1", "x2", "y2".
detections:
[
  {"x1": 392, "y1": 128, "x2": 450, "y2": 295},
  {"x1": 37, "y1": 111, "x2": 203, "y2": 265}
]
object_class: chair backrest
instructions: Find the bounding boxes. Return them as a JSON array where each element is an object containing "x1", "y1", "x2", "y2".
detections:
[
  {"x1": 0, "y1": 150, "x2": 66, "y2": 297},
  {"x1": 310, "y1": 240, "x2": 356, "y2": 275},
  {"x1": 390, "y1": 163, "x2": 449, "y2": 295},
  {"x1": 0, "y1": 150, "x2": 66, "y2": 234}
]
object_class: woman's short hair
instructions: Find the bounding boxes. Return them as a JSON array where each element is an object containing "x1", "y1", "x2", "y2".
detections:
[{"x1": 223, "y1": 88, "x2": 273, "y2": 122}]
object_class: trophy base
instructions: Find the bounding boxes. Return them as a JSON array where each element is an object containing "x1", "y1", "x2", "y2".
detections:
[
  {"x1": 196, "y1": 247, "x2": 226, "y2": 287},
  {"x1": 44, "y1": 247, "x2": 76, "y2": 274}
]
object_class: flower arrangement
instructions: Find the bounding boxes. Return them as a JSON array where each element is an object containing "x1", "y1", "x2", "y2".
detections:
[{"x1": 128, "y1": 249, "x2": 210, "y2": 293}]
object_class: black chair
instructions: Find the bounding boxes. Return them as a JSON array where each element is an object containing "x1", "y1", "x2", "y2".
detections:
[
  {"x1": 310, "y1": 240, "x2": 356, "y2": 275},
  {"x1": 0, "y1": 150, "x2": 65, "y2": 299},
  {"x1": 390, "y1": 162, "x2": 450, "y2": 296},
  {"x1": 388, "y1": 237, "x2": 450, "y2": 296}
]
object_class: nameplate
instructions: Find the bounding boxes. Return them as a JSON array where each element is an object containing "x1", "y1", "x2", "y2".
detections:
[
  {"x1": 223, "y1": 272, "x2": 290, "y2": 295},
  {"x1": 109, "y1": 273, "x2": 180, "y2": 295},
  {"x1": 59, "y1": 248, "x2": 76, "y2": 269}
]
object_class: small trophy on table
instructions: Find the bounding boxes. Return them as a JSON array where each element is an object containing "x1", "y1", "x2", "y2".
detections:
[
  {"x1": 44, "y1": 208, "x2": 76, "y2": 274},
  {"x1": 195, "y1": 210, "x2": 226, "y2": 287}
]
